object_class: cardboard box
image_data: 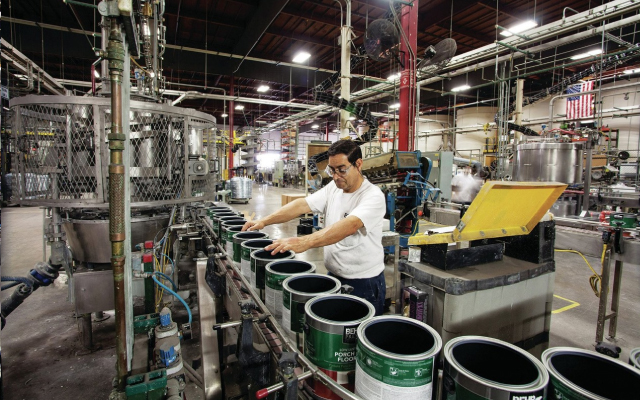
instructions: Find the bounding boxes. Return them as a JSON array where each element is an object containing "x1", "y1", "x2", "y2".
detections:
[{"x1": 281, "y1": 193, "x2": 307, "y2": 206}]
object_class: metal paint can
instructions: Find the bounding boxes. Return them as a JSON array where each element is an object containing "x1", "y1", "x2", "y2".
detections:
[
  {"x1": 232, "y1": 231, "x2": 269, "y2": 265},
  {"x1": 442, "y1": 336, "x2": 548, "y2": 400},
  {"x1": 219, "y1": 219, "x2": 245, "y2": 250},
  {"x1": 214, "y1": 214, "x2": 241, "y2": 240},
  {"x1": 265, "y1": 260, "x2": 316, "y2": 322},
  {"x1": 250, "y1": 249, "x2": 295, "y2": 300},
  {"x1": 207, "y1": 207, "x2": 230, "y2": 219},
  {"x1": 631, "y1": 348, "x2": 640, "y2": 370},
  {"x1": 542, "y1": 347, "x2": 640, "y2": 399},
  {"x1": 223, "y1": 225, "x2": 244, "y2": 259},
  {"x1": 281, "y1": 274, "x2": 342, "y2": 348},
  {"x1": 304, "y1": 294, "x2": 375, "y2": 400},
  {"x1": 355, "y1": 316, "x2": 442, "y2": 400},
  {"x1": 240, "y1": 239, "x2": 273, "y2": 281}
]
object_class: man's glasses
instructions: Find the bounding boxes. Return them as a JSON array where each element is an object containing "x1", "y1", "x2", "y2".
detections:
[{"x1": 325, "y1": 164, "x2": 353, "y2": 176}]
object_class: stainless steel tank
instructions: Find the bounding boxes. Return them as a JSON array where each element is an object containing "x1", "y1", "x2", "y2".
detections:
[
  {"x1": 514, "y1": 142, "x2": 583, "y2": 184},
  {"x1": 63, "y1": 213, "x2": 170, "y2": 263}
]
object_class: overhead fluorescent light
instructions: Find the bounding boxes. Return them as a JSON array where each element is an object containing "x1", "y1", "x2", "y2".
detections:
[
  {"x1": 389, "y1": 103, "x2": 400, "y2": 109},
  {"x1": 221, "y1": 113, "x2": 228, "y2": 118},
  {"x1": 3, "y1": 107, "x2": 10, "y2": 111},
  {"x1": 149, "y1": 71, "x2": 156, "y2": 78},
  {"x1": 387, "y1": 73, "x2": 400, "y2": 82},
  {"x1": 500, "y1": 20, "x2": 537, "y2": 37},
  {"x1": 292, "y1": 51, "x2": 311, "y2": 63},
  {"x1": 257, "y1": 85, "x2": 269, "y2": 92},
  {"x1": 451, "y1": 84, "x2": 471, "y2": 92},
  {"x1": 93, "y1": 69, "x2": 100, "y2": 79},
  {"x1": 348, "y1": 116, "x2": 356, "y2": 121},
  {"x1": 623, "y1": 68, "x2": 640, "y2": 74},
  {"x1": 14, "y1": 74, "x2": 27, "y2": 81},
  {"x1": 571, "y1": 49, "x2": 602, "y2": 60},
  {"x1": 235, "y1": 104, "x2": 245, "y2": 110},
  {"x1": 311, "y1": 124, "x2": 320, "y2": 129}
]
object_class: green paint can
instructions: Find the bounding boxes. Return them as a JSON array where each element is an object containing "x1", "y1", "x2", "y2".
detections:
[
  {"x1": 265, "y1": 260, "x2": 316, "y2": 323},
  {"x1": 233, "y1": 231, "x2": 269, "y2": 265},
  {"x1": 631, "y1": 347, "x2": 640, "y2": 370},
  {"x1": 355, "y1": 316, "x2": 442, "y2": 400},
  {"x1": 304, "y1": 294, "x2": 375, "y2": 400},
  {"x1": 442, "y1": 336, "x2": 548, "y2": 400},
  {"x1": 240, "y1": 239, "x2": 273, "y2": 281},
  {"x1": 219, "y1": 219, "x2": 245, "y2": 251},
  {"x1": 281, "y1": 274, "x2": 342, "y2": 348},
  {"x1": 223, "y1": 225, "x2": 244, "y2": 259},
  {"x1": 207, "y1": 207, "x2": 230, "y2": 219},
  {"x1": 214, "y1": 214, "x2": 241, "y2": 241},
  {"x1": 542, "y1": 347, "x2": 640, "y2": 399},
  {"x1": 250, "y1": 249, "x2": 294, "y2": 301}
]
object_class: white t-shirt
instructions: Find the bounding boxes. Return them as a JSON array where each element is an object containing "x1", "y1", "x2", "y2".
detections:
[
  {"x1": 451, "y1": 173, "x2": 481, "y2": 203},
  {"x1": 305, "y1": 179, "x2": 385, "y2": 279}
]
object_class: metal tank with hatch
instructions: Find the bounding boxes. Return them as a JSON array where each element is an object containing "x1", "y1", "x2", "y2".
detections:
[{"x1": 514, "y1": 142, "x2": 584, "y2": 184}]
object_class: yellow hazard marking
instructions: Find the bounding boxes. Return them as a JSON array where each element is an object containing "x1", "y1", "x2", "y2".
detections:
[{"x1": 552, "y1": 295, "x2": 580, "y2": 314}]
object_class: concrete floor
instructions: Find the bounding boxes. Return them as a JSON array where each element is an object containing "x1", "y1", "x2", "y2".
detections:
[{"x1": 1, "y1": 183, "x2": 639, "y2": 399}]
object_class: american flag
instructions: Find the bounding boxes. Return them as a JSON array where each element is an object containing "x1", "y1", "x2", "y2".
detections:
[{"x1": 566, "y1": 80, "x2": 595, "y2": 119}]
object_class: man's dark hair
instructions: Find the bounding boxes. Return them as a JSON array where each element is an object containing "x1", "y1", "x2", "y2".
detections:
[{"x1": 327, "y1": 139, "x2": 362, "y2": 165}]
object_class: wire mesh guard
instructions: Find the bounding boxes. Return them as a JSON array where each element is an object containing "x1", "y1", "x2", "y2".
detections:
[
  {"x1": 229, "y1": 177, "x2": 252, "y2": 200},
  {"x1": 9, "y1": 96, "x2": 217, "y2": 207}
]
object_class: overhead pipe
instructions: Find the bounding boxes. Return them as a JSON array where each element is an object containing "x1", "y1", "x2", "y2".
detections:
[{"x1": 103, "y1": 18, "x2": 128, "y2": 392}]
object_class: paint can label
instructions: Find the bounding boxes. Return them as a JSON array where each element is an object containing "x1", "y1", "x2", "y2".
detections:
[
  {"x1": 304, "y1": 326, "x2": 357, "y2": 371},
  {"x1": 233, "y1": 242, "x2": 242, "y2": 263},
  {"x1": 266, "y1": 272, "x2": 286, "y2": 320},
  {"x1": 548, "y1": 375, "x2": 586, "y2": 400},
  {"x1": 440, "y1": 369, "x2": 545, "y2": 400},
  {"x1": 355, "y1": 340, "x2": 434, "y2": 399},
  {"x1": 250, "y1": 258, "x2": 257, "y2": 290}
]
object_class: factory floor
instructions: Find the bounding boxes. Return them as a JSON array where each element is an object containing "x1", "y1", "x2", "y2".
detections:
[{"x1": 1, "y1": 182, "x2": 639, "y2": 399}]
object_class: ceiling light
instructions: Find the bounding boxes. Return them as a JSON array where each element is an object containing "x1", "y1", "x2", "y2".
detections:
[
  {"x1": 389, "y1": 103, "x2": 400, "y2": 110},
  {"x1": 14, "y1": 74, "x2": 27, "y2": 81},
  {"x1": 623, "y1": 68, "x2": 640, "y2": 74},
  {"x1": 235, "y1": 104, "x2": 245, "y2": 110},
  {"x1": 451, "y1": 84, "x2": 471, "y2": 92},
  {"x1": 257, "y1": 85, "x2": 269, "y2": 92},
  {"x1": 348, "y1": 115, "x2": 356, "y2": 121},
  {"x1": 149, "y1": 71, "x2": 156, "y2": 78},
  {"x1": 221, "y1": 113, "x2": 228, "y2": 118},
  {"x1": 311, "y1": 124, "x2": 320, "y2": 129},
  {"x1": 571, "y1": 49, "x2": 602, "y2": 60},
  {"x1": 292, "y1": 51, "x2": 311, "y2": 63},
  {"x1": 500, "y1": 20, "x2": 537, "y2": 37},
  {"x1": 387, "y1": 73, "x2": 400, "y2": 82},
  {"x1": 93, "y1": 69, "x2": 100, "y2": 79}
]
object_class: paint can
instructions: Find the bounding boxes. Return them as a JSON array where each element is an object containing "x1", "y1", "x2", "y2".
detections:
[
  {"x1": 232, "y1": 231, "x2": 269, "y2": 265},
  {"x1": 304, "y1": 294, "x2": 375, "y2": 400},
  {"x1": 631, "y1": 347, "x2": 640, "y2": 370},
  {"x1": 219, "y1": 219, "x2": 245, "y2": 252},
  {"x1": 240, "y1": 239, "x2": 273, "y2": 281},
  {"x1": 250, "y1": 249, "x2": 294, "y2": 300},
  {"x1": 281, "y1": 274, "x2": 342, "y2": 349},
  {"x1": 207, "y1": 207, "x2": 230, "y2": 219},
  {"x1": 223, "y1": 225, "x2": 244, "y2": 259},
  {"x1": 215, "y1": 215, "x2": 242, "y2": 241},
  {"x1": 210, "y1": 212, "x2": 236, "y2": 236},
  {"x1": 265, "y1": 260, "x2": 316, "y2": 322},
  {"x1": 542, "y1": 347, "x2": 640, "y2": 399},
  {"x1": 355, "y1": 316, "x2": 442, "y2": 400},
  {"x1": 442, "y1": 336, "x2": 548, "y2": 399}
]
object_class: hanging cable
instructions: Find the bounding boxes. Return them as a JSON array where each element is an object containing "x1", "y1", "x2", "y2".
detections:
[
  {"x1": 555, "y1": 248, "x2": 603, "y2": 297},
  {"x1": 152, "y1": 272, "x2": 192, "y2": 324}
]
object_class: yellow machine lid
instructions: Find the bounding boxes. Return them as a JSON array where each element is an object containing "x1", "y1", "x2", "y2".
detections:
[{"x1": 408, "y1": 181, "x2": 567, "y2": 245}]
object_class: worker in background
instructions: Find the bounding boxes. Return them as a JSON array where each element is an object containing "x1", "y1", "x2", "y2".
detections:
[
  {"x1": 451, "y1": 165, "x2": 482, "y2": 205},
  {"x1": 242, "y1": 140, "x2": 387, "y2": 315}
]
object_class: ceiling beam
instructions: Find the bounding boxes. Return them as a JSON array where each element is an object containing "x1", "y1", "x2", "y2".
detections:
[
  {"x1": 280, "y1": 5, "x2": 367, "y2": 34},
  {"x1": 442, "y1": 23, "x2": 494, "y2": 45},
  {"x1": 264, "y1": 26, "x2": 335, "y2": 49},
  {"x1": 418, "y1": 0, "x2": 479, "y2": 32}
]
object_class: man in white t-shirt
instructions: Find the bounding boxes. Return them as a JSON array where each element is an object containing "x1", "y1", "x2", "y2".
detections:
[{"x1": 242, "y1": 140, "x2": 387, "y2": 315}]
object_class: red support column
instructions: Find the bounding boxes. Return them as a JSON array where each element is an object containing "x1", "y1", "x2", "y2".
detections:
[
  {"x1": 398, "y1": 1, "x2": 418, "y2": 151},
  {"x1": 228, "y1": 76, "x2": 235, "y2": 172}
]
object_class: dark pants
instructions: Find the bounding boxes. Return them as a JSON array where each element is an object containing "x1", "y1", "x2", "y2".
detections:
[{"x1": 329, "y1": 271, "x2": 386, "y2": 316}]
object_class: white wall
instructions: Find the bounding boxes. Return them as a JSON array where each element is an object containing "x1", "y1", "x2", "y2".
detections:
[{"x1": 454, "y1": 107, "x2": 497, "y2": 153}]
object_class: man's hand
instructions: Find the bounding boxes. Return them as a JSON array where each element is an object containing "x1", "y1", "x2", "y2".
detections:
[
  {"x1": 242, "y1": 220, "x2": 265, "y2": 232},
  {"x1": 266, "y1": 237, "x2": 311, "y2": 255}
]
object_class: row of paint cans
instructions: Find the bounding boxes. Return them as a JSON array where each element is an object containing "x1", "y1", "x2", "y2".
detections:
[
  {"x1": 240, "y1": 239, "x2": 272, "y2": 280},
  {"x1": 442, "y1": 336, "x2": 549, "y2": 400},
  {"x1": 216, "y1": 215, "x2": 243, "y2": 240},
  {"x1": 281, "y1": 274, "x2": 342, "y2": 349},
  {"x1": 631, "y1": 347, "x2": 640, "y2": 370},
  {"x1": 207, "y1": 206, "x2": 231, "y2": 220},
  {"x1": 210, "y1": 211, "x2": 238, "y2": 237},
  {"x1": 304, "y1": 294, "x2": 376, "y2": 400},
  {"x1": 232, "y1": 231, "x2": 268, "y2": 264},
  {"x1": 250, "y1": 249, "x2": 294, "y2": 301},
  {"x1": 265, "y1": 260, "x2": 316, "y2": 323},
  {"x1": 542, "y1": 347, "x2": 640, "y2": 399},
  {"x1": 355, "y1": 316, "x2": 442, "y2": 400},
  {"x1": 220, "y1": 220, "x2": 246, "y2": 257}
]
